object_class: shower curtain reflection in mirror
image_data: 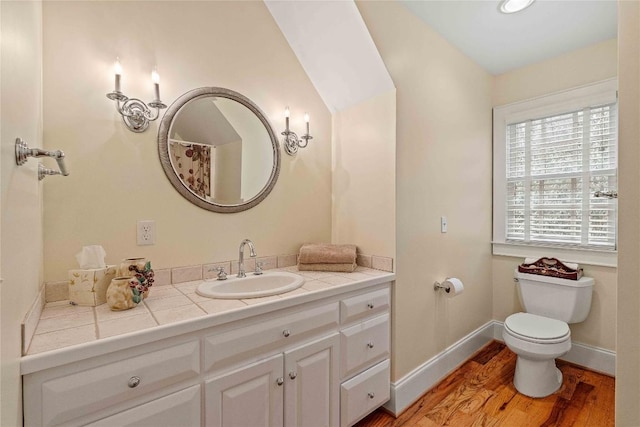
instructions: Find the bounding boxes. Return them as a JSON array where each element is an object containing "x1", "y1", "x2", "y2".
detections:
[{"x1": 170, "y1": 142, "x2": 212, "y2": 199}]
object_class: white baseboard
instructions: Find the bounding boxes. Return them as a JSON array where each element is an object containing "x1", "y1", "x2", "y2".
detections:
[
  {"x1": 384, "y1": 321, "x2": 495, "y2": 415},
  {"x1": 385, "y1": 320, "x2": 616, "y2": 416}
]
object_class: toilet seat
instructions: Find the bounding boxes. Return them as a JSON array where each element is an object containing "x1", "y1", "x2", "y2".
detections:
[{"x1": 505, "y1": 313, "x2": 570, "y2": 344}]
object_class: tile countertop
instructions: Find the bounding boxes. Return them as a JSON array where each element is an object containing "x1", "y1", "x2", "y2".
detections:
[{"x1": 22, "y1": 266, "x2": 394, "y2": 373}]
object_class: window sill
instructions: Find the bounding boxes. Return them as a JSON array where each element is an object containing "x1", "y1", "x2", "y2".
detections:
[{"x1": 492, "y1": 242, "x2": 617, "y2": 268}]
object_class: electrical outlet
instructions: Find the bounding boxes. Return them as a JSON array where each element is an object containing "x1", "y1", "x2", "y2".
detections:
[
  {"x1": 441, "y1": 216, "x2": 448, "y2": 233},
  {"x1": 137, "y1": 220, "x2": 156, "y2": 245}
]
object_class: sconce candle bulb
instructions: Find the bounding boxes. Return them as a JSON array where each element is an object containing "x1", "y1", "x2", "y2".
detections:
[
  {"x1": 151, "y1": 68, "x2": 160, "y2": 101},
  {"x1": 281, "y1": 107, "x2": 313, "y2": 156},
  {"x1": 106, "y1": 58, "x2": 167, "y2": 133},
  {"x1": 284, "y1": 106, "x2": 290, "y2": 133},
  {"x1": 114, "y1": 57, "x2": 123, "y2": 93}
]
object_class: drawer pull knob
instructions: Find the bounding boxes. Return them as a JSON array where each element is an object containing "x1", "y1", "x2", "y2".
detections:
[
  {"x1": 289, "y1": 371, "x2": 297, "y2": 380},
  {"x1": 128, "y1": 376, "x2": 141, "y2": 388},
  {"x1": 276, "y1": 377, "x2": 284, "y2": 386},
  {"x1": 368, "y1": 392, "x2": 375, "y2": 399},
  {"x1": 367, "y1": 303, "x2": 374, "y2": 309},
  {"x1": 367, "y1": 342, "x2": 375, "y2": 349},
  {"x1": 283, "y1": 329, "x2": 291, "y2": 337}
]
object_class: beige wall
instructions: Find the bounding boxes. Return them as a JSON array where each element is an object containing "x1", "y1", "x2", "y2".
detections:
[
  {"x1": 0, "y1": 1, "x2": 43, "y2": 425},
  {"x1": 493, "y1": 38, "x2": 618, "y2": 106},
  {"x1": 358, "y1": 1, "x2": 494, "y2": 381},
  {"x1": 332, "y1": 89, "x2": 396, "y2": 259},
  {"x1": 616, "y1": 1, "x2": 640, "y2": 424},
  {"x1": 492, "y1": 40, "x2": 618, "y2": 352},
  {"x1": 42, "y1": 1, "x2": 332, "y2": 281}
]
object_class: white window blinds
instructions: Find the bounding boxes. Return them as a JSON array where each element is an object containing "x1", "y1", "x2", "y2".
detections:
[{"x1": 505, "y1": 103, "x2": 617, "y2": 249}]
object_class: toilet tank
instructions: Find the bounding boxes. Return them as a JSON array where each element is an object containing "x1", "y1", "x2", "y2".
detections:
[{"x1": 514, "y1": 270, "x2": 594, "y2": 323}]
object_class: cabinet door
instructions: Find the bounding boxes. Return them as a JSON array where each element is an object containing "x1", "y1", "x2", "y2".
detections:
[
  {"x1": 206, "y1": 353, "x2": 283, "y2": 427},
  {"x1": 85, "y1": 385, "x2": 201, "y2": 427},
  {"x1": 284, "y1": 333, "x2": 340, "y2": 427}
]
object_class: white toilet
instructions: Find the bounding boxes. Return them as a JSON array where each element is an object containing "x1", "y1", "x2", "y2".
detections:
[{"x1": 503, "y1": 270, "x2": 594, "y2": 398}]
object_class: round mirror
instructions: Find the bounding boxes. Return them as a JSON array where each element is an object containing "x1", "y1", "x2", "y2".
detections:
[{"x1": 158, "y1": 87, "x2": 280, "y2": 213}]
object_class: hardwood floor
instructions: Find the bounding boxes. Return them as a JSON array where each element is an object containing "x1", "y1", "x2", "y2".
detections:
[{"x1": 355, "y1": 341, "x2": 615, "y2": 427}]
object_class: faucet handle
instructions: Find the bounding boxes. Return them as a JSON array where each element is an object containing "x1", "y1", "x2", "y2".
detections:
[
  {"x1": 254, "y1": 261, "x2": 265, "y2": 275},
  {"x1": 216, "y1": 266, "x2": 228, "y2": 280}
]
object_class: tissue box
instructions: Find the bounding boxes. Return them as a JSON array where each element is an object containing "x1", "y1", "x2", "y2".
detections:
[{"x1": 68, "y1": 266, "x2": 117, "y2": 306}]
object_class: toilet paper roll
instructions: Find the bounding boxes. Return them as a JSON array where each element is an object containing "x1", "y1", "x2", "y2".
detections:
[{"x1": 443, "y1": 278, "x2": 464, "y2": 298}]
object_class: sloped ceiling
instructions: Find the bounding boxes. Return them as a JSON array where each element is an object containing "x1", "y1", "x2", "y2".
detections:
[
  {"x1": 265, "y1": 0, "x2": 616, "y2": 111},
  {"x1": 264, "y1": 0, "x2": 395, "y2": 113}
]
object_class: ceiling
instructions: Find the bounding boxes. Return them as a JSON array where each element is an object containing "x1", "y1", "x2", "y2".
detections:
[{"x1": 399, "y1": 0, "x2": 617, "y2": 75}]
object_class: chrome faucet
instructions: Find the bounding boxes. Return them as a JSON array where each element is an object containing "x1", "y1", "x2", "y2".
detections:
[{"x1": 237, "y1": 239, "x2": 257, "y2": 278}]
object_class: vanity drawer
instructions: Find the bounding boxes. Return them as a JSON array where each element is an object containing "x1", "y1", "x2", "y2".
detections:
[
  {"x1": 340, "y1": 359, "x2": 390, "y2": 427},
  {"x1": 85, "y1": 385, "x2": 201, "y2": 427},
  {"x1": 205, "y1": 302, "x2": 339, "y2": 372},
  {"x1": 39, "y1": 341, "x2": 199, "y2": 427},
  {"x1": 340, "y1": 314, "x2": 389, "y2": 379},
  {"x1": 340, "y1": 288, "x2": 389, "y2": 325}
]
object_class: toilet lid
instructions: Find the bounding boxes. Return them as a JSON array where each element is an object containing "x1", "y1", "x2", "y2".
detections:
[{"x1": 505, "y1": 313, "x2": 570, "y2": 343}]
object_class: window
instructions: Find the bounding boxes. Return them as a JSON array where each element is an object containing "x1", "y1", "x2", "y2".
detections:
[{"x1": 493, "y1": 80, "x2": 618, "y2": 266}]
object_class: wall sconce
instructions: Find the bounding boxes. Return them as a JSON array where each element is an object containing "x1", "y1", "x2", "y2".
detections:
[
  {"x1": 282, "y1": 107, "x2": 313, "y2": 156},
  {"x1": 106, "y1": 58, "x2": 167, "y2": 133}
]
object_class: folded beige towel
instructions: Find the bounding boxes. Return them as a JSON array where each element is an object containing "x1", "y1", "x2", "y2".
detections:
[
  {"x1": 298, "y1": 243, "x2": 357, "y2": 265},
  {"x1": 297, "y1": 262, "x2": 357, "y2": 273}
]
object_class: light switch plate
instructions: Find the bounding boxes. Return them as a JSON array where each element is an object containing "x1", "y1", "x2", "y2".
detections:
[{"x1": 441, "y1": 216, "x2": 448, "y2": 233}]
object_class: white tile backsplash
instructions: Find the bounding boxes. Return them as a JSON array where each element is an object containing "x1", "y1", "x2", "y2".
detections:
[
  {"x1": 22, "y1": 286, "x2": 46, "y2": 355},
  {"x1": 230, "y1": 258, "x2": 256, "y2": 275},
  {"x1": 171, "y1": 265, "x2": 202, "y2": 284},
  {"x1": 277, "y1": 254, "x2": 298, "y2": 268},
  {"x1": 356, "y1": 254, "x2": 373, "y2": 268},
  {"x1": 45, "y1": 280, "x2": 69, "y2": 302},
  {"x1": 372, "y1": 256, "x2": 394, "y2": 272},
  {"x1": 256, "y1": 256, "x2": 277, "y2": 270},
  {"x1": 153, "y1": 268, "x2": 172, "y2": 286},
  {"x1": 203, "y1": 261, "x2": 232, "y2": 280}
]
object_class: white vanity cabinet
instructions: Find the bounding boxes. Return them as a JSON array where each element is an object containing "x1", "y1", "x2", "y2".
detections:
[
  {"x1": 338, "y1": 288, "x2": 391, "y2": 427},
  {"x1": 22, "y1": 279, "x2": 392, "y2": 427},
  {"x1": 206, "y1": 333, "x2": 340, "y2": 427}
]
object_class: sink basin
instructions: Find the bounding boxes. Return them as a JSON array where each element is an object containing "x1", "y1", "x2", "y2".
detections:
[{"x1": 196, "y1": 271, "x2": 305, "y2": 299}]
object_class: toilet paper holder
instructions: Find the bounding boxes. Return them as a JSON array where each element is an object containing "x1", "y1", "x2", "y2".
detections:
[
  {"x1": 434, "y1": 277, "x2": 465, "y2": 297},
  {"x1": 434, "y1": 279, "x2": 452, "y2": 293}
]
